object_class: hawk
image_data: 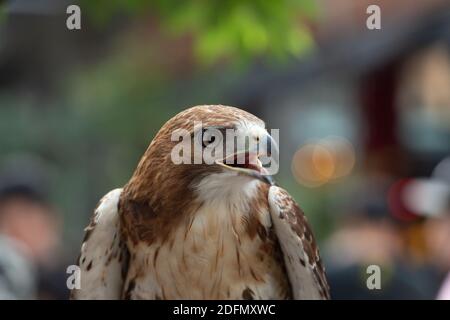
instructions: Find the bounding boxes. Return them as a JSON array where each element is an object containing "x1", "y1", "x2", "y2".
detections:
[{"x1": 71, "y1": 105, "x2": 329, "y2": 300}]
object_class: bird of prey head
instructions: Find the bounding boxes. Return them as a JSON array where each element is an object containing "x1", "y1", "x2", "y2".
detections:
[
  {"x1": 73, "y1": 104, "x2": 329, "y2": 300},
  {"x1": 125, "y1": 104, "x2": 278, "y2": 205}
]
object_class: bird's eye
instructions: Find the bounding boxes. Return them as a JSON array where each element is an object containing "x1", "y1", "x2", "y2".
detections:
[
  {"x1": 203, "y1": 134, "x2": 215, "y2": 147},
  {"x1": 199, "y1": 127, "x2": 222, "y2": 148}
]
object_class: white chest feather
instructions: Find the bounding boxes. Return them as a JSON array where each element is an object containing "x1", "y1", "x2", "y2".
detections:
[{"x1": 124, "y1": 176, "x2": 289, "y2": 299}]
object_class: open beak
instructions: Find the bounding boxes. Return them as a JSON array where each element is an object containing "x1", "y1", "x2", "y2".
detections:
[{"x1": 214, "y1": 132, "x2": 277, "y2": 186}]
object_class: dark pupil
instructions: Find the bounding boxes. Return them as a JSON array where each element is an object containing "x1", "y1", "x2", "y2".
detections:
[
  {"x1": 203, "y1": 135, "x2": 215, "y2": 146},
  {"x1": 202, "y1": 129, "x2": 216, "y2": 147}
]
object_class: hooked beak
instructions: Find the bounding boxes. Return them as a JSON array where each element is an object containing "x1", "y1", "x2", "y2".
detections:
[{"x1": 214, "y1": 132, "x2": 278, "y2": 186}]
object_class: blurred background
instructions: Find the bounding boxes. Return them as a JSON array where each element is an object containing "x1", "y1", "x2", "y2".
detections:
[{"x1": 0, "y1": 0, "x2": 449, "y2": 299}]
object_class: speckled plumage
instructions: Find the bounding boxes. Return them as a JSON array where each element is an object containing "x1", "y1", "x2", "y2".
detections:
[{"x1": 71, "y1": 105, "x2": 329, "y2": 300}]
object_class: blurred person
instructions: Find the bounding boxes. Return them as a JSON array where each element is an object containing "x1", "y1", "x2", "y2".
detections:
[
  {"x1": 325, "y1": 178, "x2": 440, "y2": 299},
  {"x1": 325, "y1": 216, "x2": 438, "y2": 299},
  {"x1": 0, "y1": 234, "x2": 36, "y2": 299},
  {"x1": 406, "y1": 157, "x2": 450, "y2": 299},
  {"x1": 0, "y1": 184, "x2": 67, "y2": 299},
  {"x1": 0, "y1": 185, "x2": 59, "y2": 265}
]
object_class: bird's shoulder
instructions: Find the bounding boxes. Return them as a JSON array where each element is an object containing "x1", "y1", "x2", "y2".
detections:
[
  {"x1": 71, "y1": 188, "x2": 129, "y2": 299},
  {"x1": 268, "y1": 186, "x2": 330, "y2": 299}
]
